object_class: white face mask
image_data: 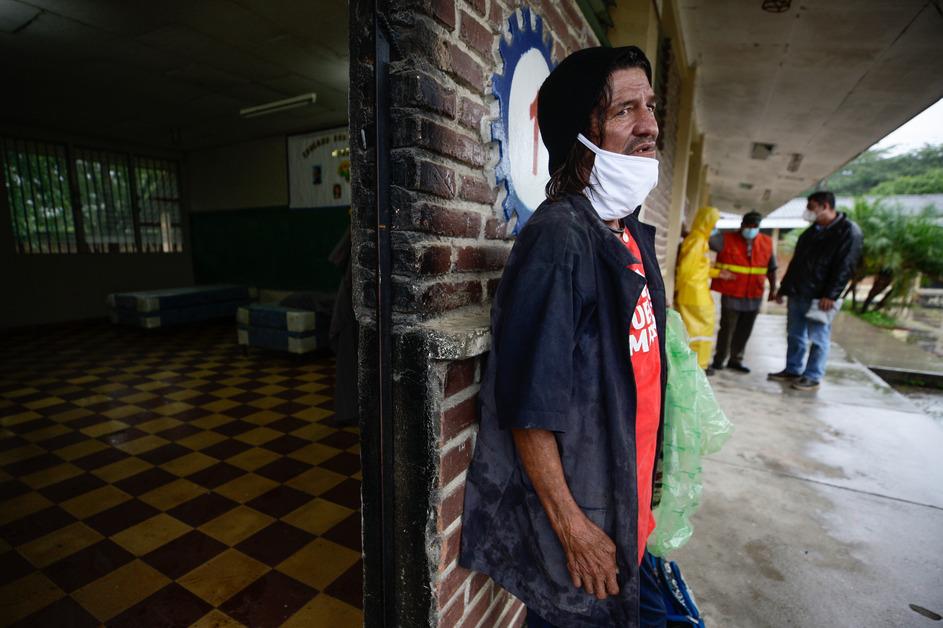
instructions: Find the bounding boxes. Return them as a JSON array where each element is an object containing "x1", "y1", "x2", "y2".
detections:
[
  {"x1": 802, "y1": 209, "x2": 817, "y2": 223},
  {"x1": 577, "y1": 133, "x2": 659, "y2": 221}
]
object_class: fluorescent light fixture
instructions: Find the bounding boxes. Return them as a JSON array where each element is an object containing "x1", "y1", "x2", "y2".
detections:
[{"x1": 240, "y1": 93, "x2": 317, "y2": 118}]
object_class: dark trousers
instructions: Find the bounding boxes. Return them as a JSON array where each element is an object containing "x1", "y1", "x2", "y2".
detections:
[
  {"x1": 526, "y1": 551, "x2": 667, "y2": 627},
  {"x1": 712, "y1": 305, "x2": 759, "y2": 367}
]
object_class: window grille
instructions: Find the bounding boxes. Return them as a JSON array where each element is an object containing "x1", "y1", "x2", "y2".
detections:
[
  {"x1": 1, "y1": 138, "x2": 78, "y2": 254},
  {"x1": 135, "y1": 157, "x2": 183, "y2": 253},
  {"x1": 74, "y1": 148, "x2": 136, "y2": 253},
  {"x1": 1, "y1": 137, "x2": 183, "y2": 254}
]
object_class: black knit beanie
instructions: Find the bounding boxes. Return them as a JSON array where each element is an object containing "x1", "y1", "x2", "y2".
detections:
[{"x1": 537, "y1": 46, "x2": 652, "y2": 175}]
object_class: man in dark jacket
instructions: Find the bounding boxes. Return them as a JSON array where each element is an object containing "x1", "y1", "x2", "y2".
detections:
[
  {"x1": 769, "y1": 191, "x2": 863, "y2": 390},
  {"x1": 459, "y1": 46, "x2": 668, "y2": 627}
]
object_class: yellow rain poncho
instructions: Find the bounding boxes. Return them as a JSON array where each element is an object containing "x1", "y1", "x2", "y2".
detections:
[{"x1": 675, "y1": 206, "x2": 721, "y2": 369}]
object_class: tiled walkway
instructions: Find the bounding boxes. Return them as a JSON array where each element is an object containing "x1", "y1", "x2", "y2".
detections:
[{"x1": 0, "y1": 321, "x2": 362, "y2": 627}]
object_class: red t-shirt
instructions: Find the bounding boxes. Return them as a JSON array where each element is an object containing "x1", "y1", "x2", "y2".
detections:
[{"x1": 620, "y1": 228, "x2": 661, "y2": 564}]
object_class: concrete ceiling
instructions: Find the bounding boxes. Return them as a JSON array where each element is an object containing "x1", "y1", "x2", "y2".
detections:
[
  {"x1": 0, "y1": 0, "x2": 349, "y2": 151},
  {"x1": 678, "y1": 0, "x2": 943, "y2": 214}
]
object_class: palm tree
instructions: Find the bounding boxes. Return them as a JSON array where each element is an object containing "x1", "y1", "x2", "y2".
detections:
[{"x1": 843, "y1": 198, "x2": 943, "y2": 313}]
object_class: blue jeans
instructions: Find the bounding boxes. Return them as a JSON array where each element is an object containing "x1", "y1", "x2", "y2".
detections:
[
  {"x1": 786, "y1": 297, "x2": 832, "y2": 382},
  {"x1": 526, "y1": 551, "x2": 667, "y2": 627}
]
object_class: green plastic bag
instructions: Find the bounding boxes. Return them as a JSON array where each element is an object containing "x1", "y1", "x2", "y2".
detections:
[{"x1": 647, "y1": 308, "x2": 733, "y2": 557}]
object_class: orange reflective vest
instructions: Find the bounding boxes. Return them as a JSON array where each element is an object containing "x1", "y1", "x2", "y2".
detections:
[{"x1": 711, "y1": 232, "x2": 773, "y2": 299}]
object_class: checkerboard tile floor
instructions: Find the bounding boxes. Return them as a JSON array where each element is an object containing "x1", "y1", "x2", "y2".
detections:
[{"x1": 0, "y1": 321, "x2": 362, "y2": 627}]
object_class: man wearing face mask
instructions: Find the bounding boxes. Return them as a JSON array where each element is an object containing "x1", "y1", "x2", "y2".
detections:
[
  {"x1": 768, "y1": 191, "x2": 863, "y2": 390},
  {"x1": 707, "y1": 211, "x2": 778, "y2": 375},
  {"x1": 461, "y1": 46, "x2": 671, "y2": 627}
]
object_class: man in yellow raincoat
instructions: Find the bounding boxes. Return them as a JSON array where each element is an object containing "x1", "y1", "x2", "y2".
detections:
[{"x1": 675, "y1": 206, "x2": 734, "y2": 370}]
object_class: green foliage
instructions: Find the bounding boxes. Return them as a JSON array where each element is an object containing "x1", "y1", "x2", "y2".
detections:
[
  {"x1": 844, "y1": 197, "x2": 943, "y2": 312},
  {"x1": 826, "y1": 144, "x2": 943, "y2": 196},
  {"x1": 854, "y1": 308, "x2": 898, "y2": 329},
  {"x1": 777, "y1": 227, "x2": 802, "y2": 255},
  {"x1": 870, "y1": 168, "x2": 943, "y2": 195},
  {"x1": 2, "y1": 147, "x2": 76, "y2": 252}
]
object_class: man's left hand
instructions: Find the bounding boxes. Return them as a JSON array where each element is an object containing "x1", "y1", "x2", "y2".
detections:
[{"x1": 819, "y1": 298, "x2": 835, "y2": 311}]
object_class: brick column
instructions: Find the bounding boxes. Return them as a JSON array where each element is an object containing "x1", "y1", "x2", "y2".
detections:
[{"x1": 349, "y1": 1, "x2": 597, "y2": 625}]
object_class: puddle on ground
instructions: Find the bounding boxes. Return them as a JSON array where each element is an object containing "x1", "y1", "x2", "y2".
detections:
[{"x1": 892, "y1": 384, "x2": 943, "y2": 426}]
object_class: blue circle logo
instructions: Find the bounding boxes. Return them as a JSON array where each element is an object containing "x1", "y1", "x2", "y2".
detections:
[{"x1": 493, "y1": 8, "x2": 556, "y2": 233}]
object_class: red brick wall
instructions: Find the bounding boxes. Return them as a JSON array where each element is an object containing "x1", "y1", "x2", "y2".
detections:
[{"x1": 436, "y1": 355, "x2": 528, "y2": 628}]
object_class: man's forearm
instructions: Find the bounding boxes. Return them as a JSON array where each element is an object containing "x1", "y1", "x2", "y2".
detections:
[
  {"x1": 511, "y1": 428, "x2": 583, "y2": 532},
  {"x1": 512, "y1": 428, "x2": 620, "y2": 598}
]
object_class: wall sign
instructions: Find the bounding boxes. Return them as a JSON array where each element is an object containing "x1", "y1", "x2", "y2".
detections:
[
  {"x1": 493, "y1": 7, "x2": 555, "y2": 232},
  {"x1": 288, "y1": 127, "x2": 351, "y2": 208}
]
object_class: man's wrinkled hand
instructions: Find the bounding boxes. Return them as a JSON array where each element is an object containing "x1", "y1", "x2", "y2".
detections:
[
  {"x1": 717, "y1": 269, "x2": 736, "y2": 281},
  {"x1": 819, "y1": 297, "x2": 835, "y2": 311},
  {"x1": 559, "y1": 513, "x2": 620, "y2": 600},
  {"x1": 769, "y1": 290, "x2": 783, "y2": 304}
]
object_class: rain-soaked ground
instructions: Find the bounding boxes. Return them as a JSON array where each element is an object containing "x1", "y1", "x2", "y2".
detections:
[
  {"x1": 893, "y1": 384, "x2": 943, "y2": 425},
  {"x1": 832, "y1": 312, "x2": 943, "y2": 377},
  {"x1": 903, "y1": 304, "x2": 943, "y2": 358},
  {"x1": 830, "y1": 307, "x2": 943, "y2": 425},
  {"x1": 673, "y1": 314, "x2": 943, "y2": 628}
]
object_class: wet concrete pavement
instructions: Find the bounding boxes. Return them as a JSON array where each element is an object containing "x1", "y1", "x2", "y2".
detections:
[
  {"x1": 672, "y1": 314, "x2": 943, "y2": 628},
  {"x1": 832, "y1": 312, "x2": 943, "y2": 377}
]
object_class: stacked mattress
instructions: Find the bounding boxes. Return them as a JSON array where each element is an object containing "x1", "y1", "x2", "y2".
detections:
[
  {"x1": 237, "y1": 303, "x2": 330, "y2": 354},
  {"x1": 108, "y1": 284, "x2": 255, "y2": 328}
]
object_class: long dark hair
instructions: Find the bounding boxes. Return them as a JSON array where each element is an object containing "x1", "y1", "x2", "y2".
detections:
[{"x1": 545, "y1": 48, "x2": 653, "y2": 202}]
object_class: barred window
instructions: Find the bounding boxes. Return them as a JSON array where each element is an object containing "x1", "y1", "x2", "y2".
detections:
[
  {"x1": 135, "y1": 157, "x2": 183, "y2": 253},
  {"x1": 2, "y1": 139, "x2": 77, "y2": 254},
  {"x1": 1, "y1": 137, "x2": 183, "y2": 254}
]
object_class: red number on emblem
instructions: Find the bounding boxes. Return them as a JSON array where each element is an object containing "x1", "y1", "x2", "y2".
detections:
[{"x1": 529, "y1": 93, "x2": 539, "y2": 176}]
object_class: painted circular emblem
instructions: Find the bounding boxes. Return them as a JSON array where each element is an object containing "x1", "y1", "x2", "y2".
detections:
[{"x1": 493, "y1": 8, "x2": 555, "y2": 232}]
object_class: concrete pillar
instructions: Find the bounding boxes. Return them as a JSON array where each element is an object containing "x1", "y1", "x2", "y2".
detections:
[
  {"x1": 663, "y1": 64, "x2": 696, "y2": 302},
  {"x1": 608, "y1": 0, "x2": 661, "y2": 61},
  {"x1": 685, "y1": 133, "x2": 707, "y2": 229}
]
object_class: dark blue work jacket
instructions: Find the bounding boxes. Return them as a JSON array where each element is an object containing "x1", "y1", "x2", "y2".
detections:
[{"x1": 459, "y1": 193, "x2": 667, "y2": 627}]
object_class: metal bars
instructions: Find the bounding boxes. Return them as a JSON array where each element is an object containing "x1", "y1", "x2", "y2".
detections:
[
  {"x1": 134, "y1": 156, "x2": 183, "y2": 253},
  {"x1": 74, "y1": 148, "x2": 137, "y2": 253},
  {"x1": 1, "y1": 138, "x2": 77, "y2": 254},
  {"x1": 0, "y1": 136, "x2": 183, "y2": 254}
]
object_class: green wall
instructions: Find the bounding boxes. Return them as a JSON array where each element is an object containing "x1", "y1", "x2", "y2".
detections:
[{"x1": 190, "y1": 206, "x2": 349, "y2": 292}]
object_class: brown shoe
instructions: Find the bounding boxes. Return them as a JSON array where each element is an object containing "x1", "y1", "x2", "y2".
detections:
[
  {"x1": 767, "y1": 369, "x2": 800, "y2": 382},
  {"x1": 791, "y1": 377, "x2": 820, "y2": 391}
]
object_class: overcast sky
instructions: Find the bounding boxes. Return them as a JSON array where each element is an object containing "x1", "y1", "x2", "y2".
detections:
[{"x1": 870, "y1": 97, "x2": 943, "y2": 155}]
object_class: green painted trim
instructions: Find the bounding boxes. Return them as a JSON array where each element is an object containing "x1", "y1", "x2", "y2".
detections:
[
  {"x1": 189, "y1": 205, "x2": 349, "y2": 293},
  {"x1": 575, "y1": 0, "x2": 612, "y2": 47}
]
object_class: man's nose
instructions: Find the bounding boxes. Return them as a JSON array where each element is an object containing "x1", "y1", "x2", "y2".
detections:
[{"x1": 635, "y1": 109, "x2": 659, "y2": 140}]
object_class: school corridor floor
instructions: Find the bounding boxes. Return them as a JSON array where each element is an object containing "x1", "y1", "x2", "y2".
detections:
[{"x1": 0, "y1": 320, "x2": 362, "y2": 627}]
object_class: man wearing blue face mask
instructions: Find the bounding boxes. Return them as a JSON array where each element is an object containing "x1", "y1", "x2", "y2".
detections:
[
  {"x1": 461, "y1": 46, "x2": 673, "y2": 627},
  {"x1": 707, "y1": 211, "x2": 778, "y2": 375}
]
